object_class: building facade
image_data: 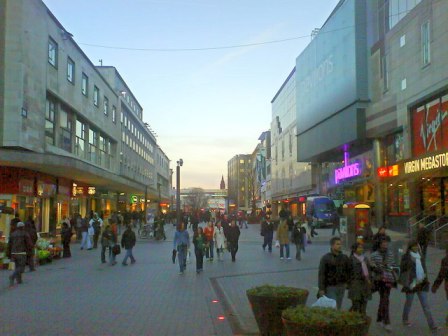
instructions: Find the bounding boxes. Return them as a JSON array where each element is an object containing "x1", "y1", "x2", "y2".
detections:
[
  {"x1": 0, "y1": 0, "x2": 170, "y2": 236},
  {"x1": 270, "y1": 68, "x2": 317, "y2": 218},
  {"x1": 227, "y1": 154, "x2": 251, "y2": 212}
]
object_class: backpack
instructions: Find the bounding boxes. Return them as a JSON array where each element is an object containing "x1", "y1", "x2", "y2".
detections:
[{"x1": 92, "y1": 219, "x2": 100, "y2": 234}]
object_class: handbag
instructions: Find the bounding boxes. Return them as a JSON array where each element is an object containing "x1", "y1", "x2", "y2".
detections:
[{"x1": 112, "y1": 244, "x2": 121, "y2": 255}]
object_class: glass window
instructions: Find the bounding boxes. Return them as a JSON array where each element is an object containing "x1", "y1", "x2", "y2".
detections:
[
  {"x1": 67, "y1": 57, "x2": 75, "y2": 83},
  {"x1": 422, "y1": 21, "x2": 431, "y2": 66},
  {"x1": 48, "y1": 37, "x2": 58, "y2": 67},
  {"x1": 82, "y1": 73, "x2": 88, "y2": 96},
  {"x1": 93, "y1": 86, "x2": 99, "y2": 107},
  {"x1": 45, "y1": 98, "x2": 56, "y2": 144},
  {"x1": 103, "y1": 96, "x2": 109, "y2": 116},
  {"x1": 120, "y1": 111, "x2": 124, "y2": 123},
  {"x1": 89, "y1": 129, "x2": 97, "y2": 146},
  {"x1": 112, "y1": 105, "x2": 116, "y2": 123},
  {"x1": 75, "y1": 120, "x2": 85, "y2": 158}
]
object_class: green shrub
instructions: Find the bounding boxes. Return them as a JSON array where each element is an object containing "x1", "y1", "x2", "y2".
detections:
[
  {"x1": 247, "y1": 285, "x2": 308, "y2": 299},
  {"x1": 282, "y1": 306, "x2": 365, "y2": 328}
]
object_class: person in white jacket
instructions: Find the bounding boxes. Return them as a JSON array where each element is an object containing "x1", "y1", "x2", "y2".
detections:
[{"x1": 214, "y1": 221, "x2": 226, "y2": 261}]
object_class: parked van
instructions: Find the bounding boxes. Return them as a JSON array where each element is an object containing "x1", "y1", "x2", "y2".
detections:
[{"x1": 306, "y1": 196, "x2": 338, "y2": 228}]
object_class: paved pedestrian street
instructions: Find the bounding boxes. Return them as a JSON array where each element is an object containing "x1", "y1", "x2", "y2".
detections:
[{"x1": 1, "y1": 225, "x2": 447, "y2": 336}]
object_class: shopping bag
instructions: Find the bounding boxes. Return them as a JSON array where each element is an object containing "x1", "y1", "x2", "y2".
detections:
[
  {"x1": 312, "y1": 295, "x2": 336, "y2": 309},
  {"x1": 8, "y1": 261, "x2": 15, "y2": 271},
  {"x1": 112, "y1": 244, "x2": 121, "y2": 255},
  {"x1": 275, "y1": 240, "x2": 280, "y2": 248}
]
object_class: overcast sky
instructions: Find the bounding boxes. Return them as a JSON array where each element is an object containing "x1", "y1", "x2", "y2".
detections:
[{"x1": 42, "y1": 0, "x2": 340, "y2": 189}]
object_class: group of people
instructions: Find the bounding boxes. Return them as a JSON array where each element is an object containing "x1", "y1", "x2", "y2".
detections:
[
  {"x1": 318, "y1": 232, "x2": 447, "y2": 335},
  {"x1": 172, "y1": 218, "x2": 241, "y2": 274}
]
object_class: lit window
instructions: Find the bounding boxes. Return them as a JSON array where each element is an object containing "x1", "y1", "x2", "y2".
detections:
[
  {"x1": 48, "y1": 37, "x2": 58, "y2": 67},
  {"x1": 67, "y1": 57, "x2": 75, "y2": 83}
]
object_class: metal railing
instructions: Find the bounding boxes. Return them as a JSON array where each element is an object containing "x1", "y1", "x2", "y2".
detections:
[
  {"x1": 408, "y1": 200, "x2": 441, "y2": 236},
  {"x1": 433, "y1": 216, "x2": 448, "y2": 248}
]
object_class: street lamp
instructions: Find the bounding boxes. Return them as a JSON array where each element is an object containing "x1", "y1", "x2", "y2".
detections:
[{"x1": 176, "y1": 159, "x2": 183, "y2": 226}]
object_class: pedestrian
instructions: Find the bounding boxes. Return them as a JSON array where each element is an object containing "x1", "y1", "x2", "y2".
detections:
[
  {"x1": 372, "y1": 226, "x2": 390, "y2": 252},
  {"x1": 204, "y1": 221, "x2": 215, "y2": 262},
  {"x1": 431, "y1": 244, "x2": 448, "y2": 326},
  {"x1": 331, "y1": 215, "x2": 340, "y2": 236},
  {"x1": 363, "y1": 222, "x2": 374, "y2": 251},
  {"x1": 121, "y1": 225, "x2": 136, "y2": 265},
  {"x1": 61, "y1": 222, "x2": 72, "y2": 258},
  {"x1": 75, "y1": 213, "x2": 82, "y2": 240},
  {"x1": 117, "y1": 211, "x2": 124, "y2": 235},
  {"x1": 193, "y1": 227, "x2": 206, "y2": 273},
  {"x1": 400, "y1": 240, "x2": 439, "y2": 334},
  {"x1": 214, "y1": 221, "x2": 226, "y2": 261},
  {"x1": 101, "y1": 225, "x2": 117, "y2": 266},
  {"x1": 370, "y1": 237, "x2": 396, "y2": 332},
  {"x1": 348, "y1": 242, "x2": 371, "y2": 316},
  {"x1": 310, "y1": 217, "x2": 319, "y2": 238},
  {"x1": 7, "y1": 222, "x2": 33, "y2": 287},
  {"x1": 291, "y1": 220, "x2": 305, "y2": 261},
  {"x1": 416, "y1": 222, "x2": 430, "y2": 261},
  {"x1": 226, "y1": 219, "x2": 240, "y2": 262},
  {"x1": 261, "y1": 216, "x2": 274, "y2": 253},
  {"x1": 173, "y1": 221, "x2": 190, "y2": 274},
  {"x1": 24, "y1": 216, "x2": 37, "y2": 271},
  {"x1": 80, "y1": 215, "x2": 92, "y2": 250},
  {"x1": 318, "y1": 237, "x2": 351, "y2": 310},
  {"x1": 9, "y1": 213, "x2": 21, "y2": 236},
  {"x1": 89, "y1": 213, "x2": 103, "y2": 249},
  {"x1": 276, "y1": 219, "x2": 291, "y2": 260}
]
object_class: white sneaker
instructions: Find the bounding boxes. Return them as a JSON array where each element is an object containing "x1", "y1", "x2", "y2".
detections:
[
  {"x1": 287, "y1": 257, "x2": 292, "y2": 260},
  {"x1": 280, "y1": 257, "x2": 284, "y2": 260}
]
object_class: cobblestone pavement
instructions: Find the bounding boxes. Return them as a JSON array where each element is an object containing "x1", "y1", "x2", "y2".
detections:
[{"x1": 1, "y1": 224, "x2": 446, "y2": 336}]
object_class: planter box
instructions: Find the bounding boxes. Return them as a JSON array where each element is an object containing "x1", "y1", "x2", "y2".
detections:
[{"x1": 247, "y1": 286, "x2": 309, "y2": 336}]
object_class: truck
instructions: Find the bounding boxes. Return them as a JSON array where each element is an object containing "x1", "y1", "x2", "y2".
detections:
[{"x1": 306, "y1": 196, "x2": 338, "y2": 228}]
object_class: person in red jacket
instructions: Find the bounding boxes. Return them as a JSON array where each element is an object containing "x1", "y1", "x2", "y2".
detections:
[
  {"x1": 203, "y1": 221, "x2": 215, "y2": 262},
  {"x1": 432, "y1": 245, "x2": 448, "y2": 326}
]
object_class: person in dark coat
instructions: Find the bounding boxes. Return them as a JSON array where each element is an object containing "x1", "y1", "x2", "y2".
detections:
[
  {"x1": 192, "y1": 227, "x2": 206, "y2": 273},
  {"x1": 7, "y1": 222, "x2": 33, "y2": 287},
  {"x1": 318, "y1": 237, "x2": 351, "y2": 310},
  {"x1": 9, "y1": 213, "x2": 21, "y2": 236},
  {"x1": 291, "y1": 220, "x2": 305, "y2": 261},
  {"x1": 400, "y1": 240, "x2": 439, "y2": 333},
  {"x1": 61, "y1": 222, "x2": 72, "y2": 258},
  {"x1": 101, "y1": 225, "x2": 117, "y2": 265},
  {"x1": 24, "y1": 216, "x2": 38, "y2": 271},
  {"x1": 226, "y1": 219, "x2": 240, "y2": 262},
  {"x1": 372, "y1": 226, "x2": 390, "y2": 251},
  {"x1": 416, "y1": 222, "x2": 430, "y2": 260},
  {"x1": 121, "y1": 225, "x2": 136, "y2": 265},
  {"x1": 348, "y1": 242, "x2": 371, "y2": 316},
  {"x1": 261, "y1": 217, "x2": 274, "y2": 253},
  {"x1": 431, "y1": 245, "x2": 448, "y2": 325}
]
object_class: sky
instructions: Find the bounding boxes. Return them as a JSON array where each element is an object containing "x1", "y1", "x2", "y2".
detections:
[{"x1": 42, "y1": 0, "x2": 340, "y2": 189}]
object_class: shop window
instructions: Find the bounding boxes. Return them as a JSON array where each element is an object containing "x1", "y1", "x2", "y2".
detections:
[{"x1": 388, "y1": 182, "x2": 410, "y2": 215}]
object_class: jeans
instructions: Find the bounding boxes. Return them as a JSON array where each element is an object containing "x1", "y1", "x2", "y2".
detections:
[
  {"x1": 122, "y1": 248, "x2": 135, "y2": 264},
  {"x1": 326, "y1": 285, "x2": 346, "y2": 310},
  {"x1": 195, "y1": 248, "x2": 204, "y2": 271},
  {"x1": 10, "y1": 254, "x2": 26, "y2": 284},
  {"x1": 377, "y1": 282, "x2": 391, "y2": 324},
  {"x1": 402, "y1": 291, "x2": 436, "y2": 330},
  {"x1": 205, "y1": 240, "x2": 214, "y2": 259},
  {"x1": 263, "y1": 235, "x2": 273, "y2": 252},
  {"x1": 101, "y1": 245, "x2": 115, "y2": 264},
  {"x1": 177, "y1": 245, "x2": 187, "y2": 272},
  {"x1": 280, "y1": 244, "x2": 290, "y2": 258},
  {"x1": 80, "y1": 232, "x2": 92, "y2": 249}
]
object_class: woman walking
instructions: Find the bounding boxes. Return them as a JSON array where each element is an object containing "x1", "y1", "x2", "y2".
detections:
[
  {"x1": 276, "y1": 219, "x2": 290, "y2": 260},
  {"x1": 261, "y1": 216, "x2": 274, "y2": 253},
  {"x1": 173, "y1": 222, "x2": 190, "y2": 274},
  {"x1": 370, "y1": 238, "x2": 396, "y2": 332},
  {"x1": 226, "y1": 219, "x2": 240, "y2": 262},
  {"x1": 291, "y1": 220, "x2": 305, "y2": 261},
  {"x1": 101, "y1": 225, "x2": 117, "y2": 266},
  {"x1": 193, "y1": 227, "x2": 206, "y2": 273},
  {"x1": 348, "y1": 242, "x2": 371, "y2": 316},
  {"x1": 214, "y1": 221, "x2": 226, "y2": 261},
  {"x1": 400, "y1": 240, "x2": 439, "y2": 334},
  {"x1": 204, "y1": 221, "x2": 215, "y2": 262}
]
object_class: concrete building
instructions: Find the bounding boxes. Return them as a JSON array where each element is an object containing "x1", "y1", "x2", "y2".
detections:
[
  {"x1": 270, "y1": 68, "x2": 317, "y2": 218},
  {"x1": 0, "y1": 0, "x2": 170, "y2": 236},
  {"x1": 227, "y1": 154, "x2": 251, "y2": 212}
]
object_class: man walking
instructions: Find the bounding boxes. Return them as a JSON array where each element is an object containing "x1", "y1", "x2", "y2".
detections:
[
  {"x1": 261, "y1": 216, "x2": 274, "y2": 253},
  {"x1": 318, "y1": 237, "x2": 351, "y2": 309},
  {"x1": 121, "y1": 225, "x2": 136, "y2": 265},
  {"x1": 7, "y1": 222, "x2": 33, "y2": 287},
  {"x1": 89, "y1": 213, "x2": 103, "y2": 249}
]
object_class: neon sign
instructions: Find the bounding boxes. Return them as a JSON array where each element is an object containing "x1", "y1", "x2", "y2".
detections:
[{"x1": 335, "y1": 163, "x2": 361, "y2": 184}]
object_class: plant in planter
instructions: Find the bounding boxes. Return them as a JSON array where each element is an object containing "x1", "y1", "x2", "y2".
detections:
[
  {"x1": 282, "y1": 306, "x2": 370, "y2": 336},
  {"x1": 246, "y1": 285, "x2": 309, "y2": 336}
]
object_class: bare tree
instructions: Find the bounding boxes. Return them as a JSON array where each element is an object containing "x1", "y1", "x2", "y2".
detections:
[
  {"x1": 185, "y1": 188, "x2": 209, "y2": 213},
  {"x1": 246, "y1": 169, "x2": 258, "y2": 215}
]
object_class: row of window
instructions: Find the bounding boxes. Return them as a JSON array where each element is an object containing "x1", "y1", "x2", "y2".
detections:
[
  {"x1": 121, "y1": 111, "x2": 154, "y2": 152},
  {"x1": 121, "y1": 131, "x2": 155, "y2": 165},
  {"x1": 48, "y1": 37, "x2": 116, "y2": 123}
]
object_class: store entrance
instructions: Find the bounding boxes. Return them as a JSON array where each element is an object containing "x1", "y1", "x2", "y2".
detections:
[{"x1": 419, "y1": 177, "x2": 448, "y2": 217}]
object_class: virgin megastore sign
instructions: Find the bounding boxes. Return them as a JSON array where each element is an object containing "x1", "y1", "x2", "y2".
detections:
[{"x1": 404, "y1": 151, "x2": 448, "y2": 174}]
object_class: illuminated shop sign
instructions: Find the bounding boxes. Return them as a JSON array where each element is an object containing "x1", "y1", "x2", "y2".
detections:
[
  {"x1": 404, "y1": 151, "x2": 448, "y2": 174},
  {"x1": 334, "y1": 162, "x2": 361, "y2": 184},
  {"x1": 377, "y1": 165, "x2": 399, "y2": 178}
]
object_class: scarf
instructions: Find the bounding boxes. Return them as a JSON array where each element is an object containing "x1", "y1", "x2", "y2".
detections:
[
  {"x1": 353, "y1": 253, "x2": 369, "y2": 278},
  {"x1": 410, "y1": 251, "x2": 425, "y2": 282}
]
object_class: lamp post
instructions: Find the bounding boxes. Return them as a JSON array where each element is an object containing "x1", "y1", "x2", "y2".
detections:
[{"x1": 176, "y1": 159, "x2": 183, "y2": 226}]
